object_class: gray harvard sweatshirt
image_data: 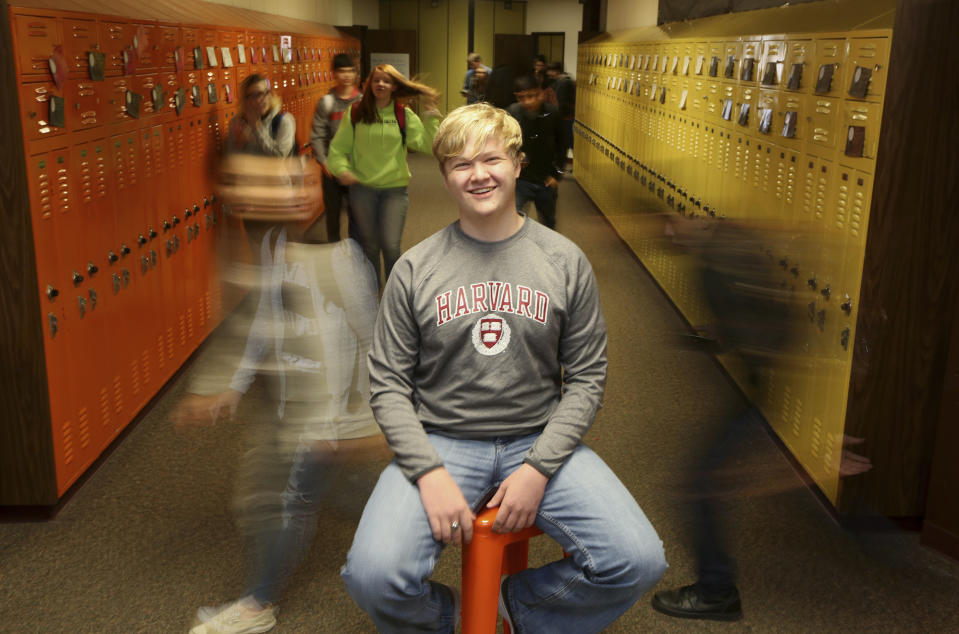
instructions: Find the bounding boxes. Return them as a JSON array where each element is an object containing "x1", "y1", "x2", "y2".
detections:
[{"x1": 368, "y1": 217, "x2": 607, "y2": 482}]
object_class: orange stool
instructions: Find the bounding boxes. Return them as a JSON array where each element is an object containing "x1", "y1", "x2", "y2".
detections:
[{"x1": 461, "y1": 506, "x2": 544, "y2": 634}]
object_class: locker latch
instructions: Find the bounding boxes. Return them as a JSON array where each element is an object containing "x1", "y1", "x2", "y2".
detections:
[
  {"x1": 841, "y1": 294, "x2": 852, "y2": 315},
  {"x1": 121, "y1": 267, "x2": 131, "y2": 288},
  {"x1": 137, "y1": 234, "x2": 147, "y2": 246},
  {"x1": 72, "y1": 271, "x2": 84, "y2": 286},
  {"x1": 817, "y1": 309, "x2": 826, "y2": 332},
  {"x1": 150, "y1": 250, "x2": 158, "y2": 268},
  {"x1": 48, "y1": 313, "x2": 58, "y2": 338},
  {"x1": 112, "y1": 273, "x2": 121, "y2": 294},
  {"x1": 108, "y1": 251, "x2": 119, "y2": 264},
  {"x1": 77, "y1": 295, "x2": 87, "y2": 318},
  {"x1": 840, "y1": 327, "x2": 850, "y2": 351},
  {"x1": 121, "y1": 244, "x2": 131, "y2": 256},
  {"x1": 820, "y1": 285, "x2": 831, "y2": 301},
  {"x1": 140, "y1": 255, "x2": 149, "y2": 274},
  {"x1": 87, "y1": 262, "x2": 99, "y2": 276},
  {"x1": 89, "y1": 289, "x2": 97, "y2": 309},
  {"x1": 807, "y1": 301, "x2": 816, "y2": 323},
  {"x1": 807, "y1": 275, "x2": 817, "y2": 291},
  {"x1": 46, "y1": 284, "x2": 59, "y2": 301},
  {"x1": 149, "y1": 227, "x2": 158, "y2": 240}
]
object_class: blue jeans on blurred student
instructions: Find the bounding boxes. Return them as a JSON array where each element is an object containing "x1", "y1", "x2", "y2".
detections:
[
  {"x1": 348, "y1": 184, "x2": 409, "y2": 285},
  {"x1": 341, "y1": 432, "x2": 667, "y2": 633},
  {"x1": 515, "y1": 179, "x2": 558, "y2": 230},
  {"x1": 248, "y1": 441, "x2": 339, "y2": 606}
]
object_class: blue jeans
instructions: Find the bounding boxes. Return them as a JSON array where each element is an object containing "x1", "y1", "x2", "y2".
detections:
[
  {"x1": 348, "y1": 184, "x2": 409, "y2": 285},
  {"x1": 248, "y1": 441, "x2": 339, "y2": 606},
  {"x1": 515, "y1": 179, "x2": 558, "y2": 230},
  {"x1": 341, "y1": 433, "x2": 667, "y2": 633}
]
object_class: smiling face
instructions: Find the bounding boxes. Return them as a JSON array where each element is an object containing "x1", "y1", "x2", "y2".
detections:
[
  {"x1": 443, "y1": 134, "x2": 521, "y2": 225},
  {"x1": 370, "y1": 70, "x2": 397, "y2": 102}
]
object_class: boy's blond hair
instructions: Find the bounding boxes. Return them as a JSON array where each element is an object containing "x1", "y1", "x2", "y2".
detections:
[{"x1": 432, "y1": 103, "x2": 522, "y2": 172}]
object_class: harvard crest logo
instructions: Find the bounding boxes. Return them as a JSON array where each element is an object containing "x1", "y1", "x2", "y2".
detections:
[{"x1": 471, "y1": 313, "x2": 511, "y2": 356}]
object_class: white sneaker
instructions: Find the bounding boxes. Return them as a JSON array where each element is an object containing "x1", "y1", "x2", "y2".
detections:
[
  {"x1": 190, "y1": 598, "x2": 276, "y2": 634},
  {"x1": 498, "y1": 575, "x2": 515, "y2": 632}
]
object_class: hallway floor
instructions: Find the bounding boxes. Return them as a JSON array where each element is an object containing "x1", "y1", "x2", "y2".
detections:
[{"x1": 3, "y1": 153, "x2": 958, "y2": 633}]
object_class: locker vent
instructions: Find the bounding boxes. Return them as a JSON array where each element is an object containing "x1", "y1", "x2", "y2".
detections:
[
  {"x1": 179, "y1": 314, "x2": 187, "y2": 346},
  {"x1": 131, "y1": 358, "x2": 141, "y2": 396},
  {"x1": 810, "y1": 416, "x2": 823, "y2": 458},
  {"x1": 781, "y1": 385, "x2": 792, "y2": 433},
  {"x1": 141, "y1": 349, "x2": 151, "y2": 389},
  {"x1": 205, "y1": 291, "x2": 212, "y2": 325},
  {"x1": 62, "y1": 418, "x2": 75, "y2": 464},
  {"x1": 166, "y1": 327, "x2": 175, "y2": 360},
  {"x1": 113, "y1": 375, "x2": 124, "y2": 414},
  {"x1": 791, "y1": 396, "x2": 803, "y2": 439},
  {"x1": 850, "y1": 189, "x2": 865, "y2": 238},
  {"x1": 157, "y1": 336, "x2": 165, "y2": 370},
  {"x1": 187, "y1": 307, "x2": 195, "y2": 341},
  {"x1": 836, "y1": 182, "x2": 849, "y2": 230},
  {"x1": 78, "y1": 406, "x2": 91, "y2": 449},
  {"x1": 99, "y1": 387, "x2": 111, "y2": 429},
  {"x1": 824, "y1": 432, "x2": 837, "y2": 472}
]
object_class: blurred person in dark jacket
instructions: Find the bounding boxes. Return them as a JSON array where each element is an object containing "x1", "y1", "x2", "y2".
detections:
[
  {"x1": 546, "y1": 61, "x2": 575, "y2": 163},
  {"x1": 507, "y1": 75, "x2": 567, "y2": 230},
  {"x1": 649, "y1": 213, "x2": 871, "y2": 622}
]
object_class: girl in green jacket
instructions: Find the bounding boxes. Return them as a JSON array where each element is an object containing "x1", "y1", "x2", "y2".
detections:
[{"x1": 327, "y1": 64, "x2": 441, "y2": 285}]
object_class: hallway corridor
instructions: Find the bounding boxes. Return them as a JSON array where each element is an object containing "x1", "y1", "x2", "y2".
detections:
[{"x1": 2, "y1": 153, "x2": 958, "y2": 633}]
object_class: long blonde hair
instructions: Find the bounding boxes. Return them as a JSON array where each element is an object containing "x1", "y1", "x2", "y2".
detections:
[{"x1": 353, "y1": 64, "x2": 440, "y2": 125}]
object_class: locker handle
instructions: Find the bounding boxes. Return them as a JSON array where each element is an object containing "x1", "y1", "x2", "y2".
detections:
[
  {"x1": 172, "y1": 215, "x2": 181, "y2": 226},
  {"x1": 790, "y1": 265, "x2": 799, "y2": 278},
  {"x1": 807, "y1": 276, "x2": 817, "y2": 290},
  {"x1": 77, "y1": 295, "x2": 87, "y2": 318},
  {"x1": 72, "y1": 271, "x2": 84, "y2": 285},
  {"x1": 184, "y1": 208, "x2": 192, "y2": 218},
  {"x1": 120, "y1": 244, "x2": 131, "y2": 256},
  {"x1": 840, "y1": 327, "x2": 851, "y2": 351},
  {"x1": 820, "y1": 285, "x2": 831, "y2": 300},
  {"x1": 149, "y1": 227, "x2": 158, "y2": 239},
  {"x1": 46, "y1": 284, "x2": 59, "y2": 300},
  {"x1": 87, "y1": 262, "x2": 98, "y2": 275},
  {"x1": 841, "y1": 295, "x2": 852, "y2": 315},
  {"x1": 108, "y1": 251, "x2": 119, "y2": 263},
  {"x1": 48, "y1": 313, "x2": 58, "y2": 338},
  {"x1": 163, "y1": 220, "x2": 171, "y2": 231},
  {"x1": 137, "y1": 234, "x2": 147, "y2": 246}
]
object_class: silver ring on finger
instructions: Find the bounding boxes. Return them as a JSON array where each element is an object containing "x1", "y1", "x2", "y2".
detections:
[{"x1": 450, "y1": 520, "x2": 460, "y2": 532}]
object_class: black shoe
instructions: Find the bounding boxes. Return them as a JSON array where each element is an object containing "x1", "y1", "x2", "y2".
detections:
[{"x1": 651, "y1": 584, "x2": 743, "y2": 621}]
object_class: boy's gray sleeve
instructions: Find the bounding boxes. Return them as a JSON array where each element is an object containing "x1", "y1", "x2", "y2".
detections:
[
  {"x1": 524, "y1": 252, "x2": 607, "y2": 477},
  {"x1": 309, "y1": 96, "x2": 330, "y2": 163},
  {"x1": 367, "y1": 260, "x2": 444, "y2": 482}
]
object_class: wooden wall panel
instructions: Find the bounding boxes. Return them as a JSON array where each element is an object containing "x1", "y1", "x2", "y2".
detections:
[
  {"x1": 0, "y1": 0, "x2": 58, "y2": 505},
  {"x1": 839, "y1": 0, "x2": 959, "y2": 516}
]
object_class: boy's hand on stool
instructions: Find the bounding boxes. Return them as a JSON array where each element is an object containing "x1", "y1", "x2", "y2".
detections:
[
  {"x1": 417, "y1": 467, "x2": 474, "y2": 546},
  {"x1": 489, "y1": 464, "x2": 547, "y2": 533}
]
